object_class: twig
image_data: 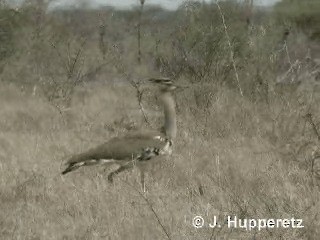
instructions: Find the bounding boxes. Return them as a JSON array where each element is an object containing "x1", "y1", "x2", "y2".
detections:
[
  {"x1": 110, "y1": 47, "x2": 151, "y2": 126},
  {"x1": 284, "y1": 41, "x2": 292, "y2": 65},
  {"x1": 216, "y1": 1, "x2": 243, "y2": 96},
  {"x1": 128, "y1": 78, "x2": 151, "y2": 127},
  {"x1": 67, "y1": 39, "x2": 86, "y2": 79},
  {"x1": 137, "y1": 0, "x2": 145, "y2": 64},
  {"x1": 121, "y1": 180, "x2": 172, "y2": 240},
  {"x1": 305, "y1": 113, "x2": 320, "y2": 142}
]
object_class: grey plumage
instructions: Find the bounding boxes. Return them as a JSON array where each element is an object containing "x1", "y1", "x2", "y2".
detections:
[{"x1": 61, "y1": 78, "x2": 177, "y2": 186}]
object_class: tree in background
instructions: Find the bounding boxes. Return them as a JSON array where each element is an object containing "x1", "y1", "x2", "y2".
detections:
[
  {"x1": 274, "y1": 0, "x2": 320, "y2": 41},
  {"x1": 0, "y1": 3, "x2": 21, "y2": 72}
]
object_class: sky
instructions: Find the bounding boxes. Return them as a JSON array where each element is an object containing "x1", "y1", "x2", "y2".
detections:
[{"x1": 9, "y1": 0, "x2": 282, "y2": 10}]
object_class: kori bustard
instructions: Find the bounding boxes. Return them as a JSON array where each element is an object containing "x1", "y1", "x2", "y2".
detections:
[{"x1": 61, "y1": 78, "x2": 177, "y2": 189}]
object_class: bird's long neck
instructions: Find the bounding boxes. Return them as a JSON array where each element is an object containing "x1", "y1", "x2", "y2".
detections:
[{"x1": 161, "y1": 91, "x2": 177, "y2": 140}]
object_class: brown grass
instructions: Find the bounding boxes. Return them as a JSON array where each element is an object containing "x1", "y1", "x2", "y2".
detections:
[
  {"x1": 0, "y1": 79, "x2": 319, "y2": 239},
  {"x1": 1, "y1": 1, "x2": 320, "y2": 239}
]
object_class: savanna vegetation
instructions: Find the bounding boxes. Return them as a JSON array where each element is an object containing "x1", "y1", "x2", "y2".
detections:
[{"x1": 0, "y1": 0, "x2": 319, "y2": 239}]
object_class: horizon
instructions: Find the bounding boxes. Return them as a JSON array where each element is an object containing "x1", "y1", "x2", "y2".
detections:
[{"x1": 8, "y1": 0, "x2": 281, "y2": 10}]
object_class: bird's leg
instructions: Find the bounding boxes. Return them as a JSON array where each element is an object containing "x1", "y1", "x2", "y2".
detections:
[
  {"x1": 107, "y1": 163, "x2": 133, "y2": 183},
  {"x1": 140, "y1": 169, "x2": 146, "y2": 193}
]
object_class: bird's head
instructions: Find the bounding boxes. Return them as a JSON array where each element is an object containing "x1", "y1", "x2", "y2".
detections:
[{"x1": 148, "y1": 77, "x2": 177, "y2": 92}]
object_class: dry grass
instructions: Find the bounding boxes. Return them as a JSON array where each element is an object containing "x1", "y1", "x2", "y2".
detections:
[
  {"x1": 0, "y1": 79, "x2": 319, "y2": 240},
  {"x1": 1, "y1": 1, "x2": 320, "y2": 239}
]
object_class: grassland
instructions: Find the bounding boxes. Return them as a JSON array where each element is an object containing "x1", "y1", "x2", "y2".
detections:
[{"x1": 0, "y1": 1, "x2": 320, "y2": 239}]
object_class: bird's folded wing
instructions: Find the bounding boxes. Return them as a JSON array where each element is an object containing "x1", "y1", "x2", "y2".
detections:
[{"x1": 66, "y1": 135, "x2": 165, "y2": 164}]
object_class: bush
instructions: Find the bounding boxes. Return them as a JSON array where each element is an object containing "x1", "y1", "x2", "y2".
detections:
[
  {"x1": 0, "y1": 6, "x2": 22, "y2": 67},
  {"x1": 274, "y1": 0, "x2": 320, "y2": 41}
]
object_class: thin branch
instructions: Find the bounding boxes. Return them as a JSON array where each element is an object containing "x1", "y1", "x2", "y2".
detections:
[
  {"x1": 50, "y1": 41, "x2": 67, "y2": 69},
  {"x1": 67, "y1": 39, "x2": 86, "y2": 79},
  {"x1": 109, "y1": 47, "x2": 151, "y2": 126},
  {"x1": 128, "y1": 79, "x2": 151, "y2": 126},
  {"x1": 121, "y1": 180, "x2": 172, "y2": 240},
  {"x1": 305, "y1": 113, "x2": 320, "y2": 142},
  {"x1": 284, "y1": 40, "x2": 292, "y2": 66},
  {"x1": 216, "y1": 1, "x2": 243, "y2": 96},
  {"x1": 137, "y1": 0, "x2": 145, "y2": 64}
]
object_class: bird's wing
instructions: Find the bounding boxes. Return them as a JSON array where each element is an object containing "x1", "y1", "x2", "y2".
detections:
[{"x1": 66, "y1": 133, "x2": 165, "y2": 164}]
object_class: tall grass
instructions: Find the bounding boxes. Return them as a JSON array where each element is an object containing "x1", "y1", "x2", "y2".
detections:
[{"x1": 0, "y1": 1, "x2": 319, "y2": 239}]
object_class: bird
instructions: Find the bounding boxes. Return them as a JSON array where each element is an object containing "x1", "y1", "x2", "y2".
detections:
[{"x1": 61, "y1": 78, "x2": 177, "y2": 190}]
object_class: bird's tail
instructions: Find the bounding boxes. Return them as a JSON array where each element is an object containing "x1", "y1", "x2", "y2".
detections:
[
  {"x1": 62, "y1": 161, "x2": 86, "y2": 175},
  {"x1": 61, "y1": 155, "x2": 115, "y2": 175},
  {"x1": 61, "y1": 153, "x2": 95, "y2": 175}
]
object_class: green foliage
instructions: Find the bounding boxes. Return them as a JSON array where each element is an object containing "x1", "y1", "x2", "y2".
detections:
[
  {"x1": 274, "y1": 0, "x2": 320, "y2": 40},
  {"x1": 0, "y1": 7, "x2": 21, "y2": 63}
]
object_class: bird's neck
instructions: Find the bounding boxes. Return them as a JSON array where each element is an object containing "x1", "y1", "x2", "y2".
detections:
[{"x1": 161, "y1": 91, "x2": 177, "y2": 140}]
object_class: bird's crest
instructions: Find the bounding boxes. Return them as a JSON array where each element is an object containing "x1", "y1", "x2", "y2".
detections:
[
  {"x1": 148, "y1": 77, "x2": 173, "y2": 85},
  {"x1": 148, "y1": 77, "x2": 177, "y2": 92}
]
